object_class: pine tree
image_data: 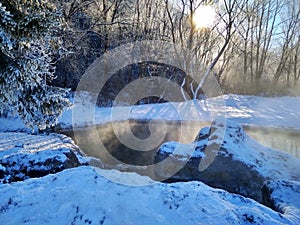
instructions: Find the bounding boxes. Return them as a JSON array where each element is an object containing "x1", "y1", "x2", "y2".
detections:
[{"x1": 0, "y1": 0, "x2": 72, "y2": 129}]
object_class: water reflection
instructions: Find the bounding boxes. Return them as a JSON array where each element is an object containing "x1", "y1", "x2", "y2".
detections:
[
  {"x1": 244, "y1": 126, "x2": 300, "y2": 158},
  {"x1": 63, "y1": 120, "x2": 210, "y2": 166},
  {"x1": 63, "y1": 121, "x2": 300, "y2": 167}
]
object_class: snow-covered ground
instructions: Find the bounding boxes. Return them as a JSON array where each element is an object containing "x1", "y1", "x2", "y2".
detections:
[
  {"x1": 64, "y1": 94, "x2": 300, "y2": 131},
  {"x1": 158, "y1": 120, "x2": 300, "y2": 181},
  {"x1": 0, "y1": 125, "x2": 299, "y2": 224},
  {"x1": 0, "y1": 132, "x2": 87, "y2": 183},
  {"x1": 0, "y1": 166, "x2": 297, "y2": 225},
  {"x1": 156, "y1": 120, "x2": 300, "y2": 208},
  {"x1": 1, "y1": 94, "x2": 300, "y2": 132},
  {"x1": 223, "y1": 95, "x2": 300, "y2": 130},
  {"x1": 1, "y1": 94, "x2": 300, "y2": 224}
]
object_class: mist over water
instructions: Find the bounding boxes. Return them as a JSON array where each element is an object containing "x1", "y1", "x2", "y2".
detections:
[
  {"x1": 244, "y1": 126, "x2": 300, "y2": 158},
  {"x1": 63, "y1": 120, "x2": 300, "y2": 167},
  {"x1": 64, "y1": 120, "x2": 210, "y2": 166}
]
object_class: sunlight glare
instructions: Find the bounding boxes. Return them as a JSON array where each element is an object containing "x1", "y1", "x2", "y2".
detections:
[{"x1": 193, "y1": 5, "x2": 216, "y2": 29}]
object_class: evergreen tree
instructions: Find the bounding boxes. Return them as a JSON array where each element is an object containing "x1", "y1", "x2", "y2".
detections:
[{"x1": 0, "y1": 0, "x2": 72, "y2": 129}]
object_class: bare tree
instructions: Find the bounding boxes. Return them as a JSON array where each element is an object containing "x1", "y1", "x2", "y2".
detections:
[
  {"x1": 193, "y1": 0, "x2": 244, "y2": 99},
  {"x1": 237, "y1": 0, "x2": 283, "y2": 86},
  {"x1": 272, "y1": 0, "x2": 300, "y2": 88}
]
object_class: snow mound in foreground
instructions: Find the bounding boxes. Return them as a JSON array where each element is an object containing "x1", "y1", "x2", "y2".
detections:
[
  {"x1": 155, "y1": 120, "x2": 300, "y2": 207},
  {"x1": 0, "y1": 166, "x2": 296, "y2": 225},
  {"x1": 262, "y1": 180, "x2": 300, "y2": 222}
]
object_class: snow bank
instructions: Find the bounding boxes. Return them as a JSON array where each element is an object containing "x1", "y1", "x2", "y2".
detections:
[
  {"x1": 0, "y1": 166, "x2": 296, "y2": 225},
  {"x1": 157, "y1": 119, "x2": 300, "y2": 180},
  {"x1": 0, "y1": 121, "x2": 299, "y2": 224},
  {"x1": 0, "y1": 117, "x2": 31, "y2": 133},
  {"x1": 155, "y1": 120, "x2": 300, "y2": 203},
  {"x1": 262, "y1": 180, "x2": 300, "y2": 222},
  {"x1": 0, "y1": 132, "x2": 86, "y2": 183},
  {"x1": 223, "y1": 95, "x2": 300, "y2": 130},
  {"x1": 1, "y1": 94, "x2": 300, "y2": 132},
  {"x1": 219, "y1": 120, "x2": 300, "y2": 181}
]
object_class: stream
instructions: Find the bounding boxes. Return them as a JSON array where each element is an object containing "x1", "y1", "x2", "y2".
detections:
[
  {"x1": 244, "y1": 126, "x2": 300, "y2": 158},
  {"x1": 63, "y1": 120, "x2": 299, "y2": 168}
]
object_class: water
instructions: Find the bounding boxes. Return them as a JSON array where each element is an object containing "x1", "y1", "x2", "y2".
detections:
[
  {"x1": 63, "y1": 121, "x2": 300, "y2": 167},
  {"x1": 244, "y1": 126, "x2": 300, "y2": 158},
  {"x1": 63, "y1": 120, "x2": 210, "y2": 166}
]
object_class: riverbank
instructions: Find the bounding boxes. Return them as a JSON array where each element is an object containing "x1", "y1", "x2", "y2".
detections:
[
  {"x1": 0, "y1": 130, "x2": 299, "y2": 224},
  {"x1": 1, "y1": 94, "x2": 300, "y2": 224},
  {"x1": 1, "y1": 94, "x2": 300, "y2": 132}
]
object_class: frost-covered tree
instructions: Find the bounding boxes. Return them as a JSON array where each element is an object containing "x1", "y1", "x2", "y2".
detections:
[{"x1": 0, "y1": 0, "x2": 72, "y2": 129}]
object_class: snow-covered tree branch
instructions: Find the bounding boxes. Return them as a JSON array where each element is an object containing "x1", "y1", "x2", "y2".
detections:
[{"x1": 0, "y1": 0, "x2": 72, "y2": 129}]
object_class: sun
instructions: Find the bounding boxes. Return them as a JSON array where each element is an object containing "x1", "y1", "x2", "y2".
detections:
[{"x1": 193, "y1": 5, "x2": 216, "y2": 30}]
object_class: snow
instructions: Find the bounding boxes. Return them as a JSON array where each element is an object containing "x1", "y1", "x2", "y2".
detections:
[
  {"x1": 223, "y1": 95, "x2": 300, "y2": 130},
  {"x1": 216, "y1": 120, "x2": 300, "y2": 181},
  {"x1": 160, "y1": 141, "x2": 206, "y2": 158},
  {"x1": 68, "y1": 93, "x2": 300, "y2": 130},
  {"x1": 0, "y1": 166, "x2": 296, "y2": 225},
  {"x1": 0, "y1": 117, "x2": 31, "y2": 133},
  {"x1": 263, "y1": 180, "x2": 300, "y2": 222},
  {"x1": 0, "y1": 93, "x2": 300, "y2": 224},
  {"x1": 0, "y1": 132, "x2": 81, "y2": 158},
  {"x1": 159, "y1": 119, "x2": 300, "y2": 182},
  {"x1": 1, "y1": 94, "x2": 300, "y2": 132},
  {"x1": 0, "y1": 132, "x2": 87, "y2": 183},
  {"x1": 0, "y1": 164, "x2": 5, "y2": 171}
]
